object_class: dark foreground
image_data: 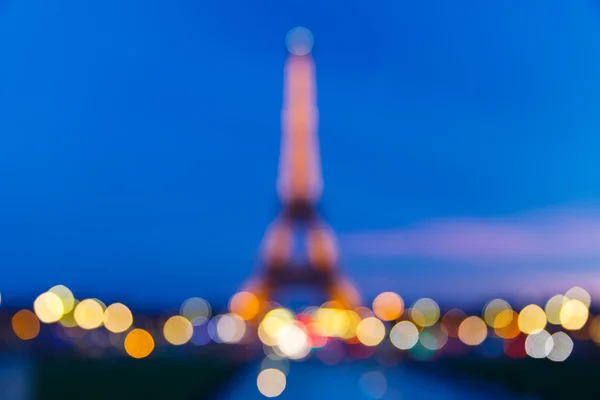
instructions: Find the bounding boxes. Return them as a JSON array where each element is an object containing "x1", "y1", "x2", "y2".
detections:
[{"x1": 1, "y1": 353, "x2": 599, "y2": 399}]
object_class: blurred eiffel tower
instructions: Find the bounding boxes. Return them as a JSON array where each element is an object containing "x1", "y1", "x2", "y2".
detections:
[{"x1": 234, "y1": 29, "x2": 361, "y2": 320}]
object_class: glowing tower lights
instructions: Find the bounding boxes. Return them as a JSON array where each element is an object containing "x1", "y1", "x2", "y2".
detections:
[{"x1": 234, "y1": 27, "x2": 360, "y2": 320}]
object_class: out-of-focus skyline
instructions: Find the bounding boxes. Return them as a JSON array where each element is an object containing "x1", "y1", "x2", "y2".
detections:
[{"x1": 1, "y1": 0, "x2": 600, "y2": 306}]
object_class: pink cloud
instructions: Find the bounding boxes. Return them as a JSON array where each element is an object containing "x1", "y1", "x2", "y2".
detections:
[{"x1": 340, "y1": 205, "x2": 600, "y2": 264}]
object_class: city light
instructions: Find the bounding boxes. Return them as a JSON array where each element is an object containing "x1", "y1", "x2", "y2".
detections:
[
  {"x1": 518, "y1": 305, "x2": 547, "y2": 334},
  {"x1": 104, "y1": 303, "x2": 133, "y2": 333},
  {"x1": 2, "y1": 285, "x2": 598, "y2": 371},
  {"x1": 275, "y1": 321, "x2": 310, "y2": 359},
  {"x1": 60, "y1": 302, "x2": 79, "y2": 328},
  {"x1": 34, "y1": 292, "x2": 64, "y2": 324},
  {"x1": 458, "y1": 316, "x2": 487, "y2": 346},
  {"x1": 494, "y1": 310, "x2": 520, "y2": 339},
  {"x1": 559, "y1": 299, "x2": 589, "y2": 330},
  {"x1": 565, "y1": 286, "x2": 591, "y2": 308},
  {"x1": 441, "y1": 309, "x2": 466, "y2": 338},
  {"x1": 215, "y1": 313, "x2": 247, "y2": 344},
  {"x1": 420, "y1": 325, "x2": 448, "y2": 351},
  {"x1": 525, "y1": 330, "x2": 553, "y2": 359},
  {"x1": 372, "y1": 292, "x2": 404, "y2": 321},
  {"x1": 12, "y1": 309, "x2": 40, "y2": 340},
  {"x1": 180, "y1": 297, "x2": 212, "y2": 325},
  {"x1": 125, "y1": 329, "x2": 155, "y2": 359},
  {"x1": 483, "y1": 299, "x2": 512, "y2": 328},
  {"x1": 410, "y1": 298, "x2": 440, "y2": 328},
  {"x1": 545, "y1": 294, "x2": 567, "y2": 325},
  {"x1": 547, "y1": 332, "x2": 573, "y2": 362},
  {"x1": 315, "y1": 307, "x2": 350, "y2": 337},
  {"x1": 74, "y1": 299, "x2": 104, "y2": 330},
  {"x1": 257, "y1": 368, "x2": 287, "y2": 398},
  {"x1": 356, "y1": 317, "x2": 385, "y2": 347},
  {"x1": 259, "y1": 308, "x2": 295, "y2": 346},
  {"x1": 163, "y1": 315, "x2": 193, "y2": 345},
  {"x1": 340, "y1": 310, "x2": 361, "y2": 340},
  {"x1": 229, "y1": 291, "x2": 260, "y2": 321},
  {"x1": 49, "y1": 285, "x2": 75, "y2": 314},
  {"x1": 390, "y1": 321, "x2": 419, "y2": 350}
]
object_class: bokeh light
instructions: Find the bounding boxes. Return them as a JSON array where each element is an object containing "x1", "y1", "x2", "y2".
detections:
[
  {"x1": 409, "y1": 341, "x2": 437, "y2": 361},
  {"x1": 560, "y1": 299, "x2": 589, "y2": 330},
  {"x1": 441, "y1": 309, "x2": 466, "y2": 338},
  {"x1": 410, "y1": 298, "x2": 440, "y2": 327},
  {"x1": 547, "y1": 331, "x2": 573, "y2": 362},
  {"x1": 285, "y1": 26, "x2": 314, "y2": 56},
  {"x1": 275, "y1": 321, "x2": 310, "y2": 359},
  {"x1": 124, "y1": 328, "x2": 154, "y2": 359},
  {"x1": 305, "y1": 321, "x2": 328, "y2": 348},
  {"x1": 257, "y1": 368, "x2": 286, "y2": 398},
  {"x1": 493, "y1": 308, "x2": 515, "y2": 329},
  {"x1": 458, "y1": 316, "x2": 487, "y2": 346},
  {"x1": 356, "y1": 317, "x2": 385, "y2": 346},
  {"x1": 504, "y1": 335, "x2": 527, "y2": 359},
  {"x1": 59, "y1": 300, "x2": 79, "y2": 328},
  {"x1": 589, "y1": 316, "x2": 600, "y2": 344},
  {"x1": 518, "y1": 304, "x2": 547, "y2": 334},
  {"x1": 34, "y1": 292, "x2": 64, "y2": 324},
  {"x1": 372, "y1": 292, "x2": 404, "y2": 321},
  {"x1": 390, "y1": 321, "x2": 419, "y2": 350},
  {"x1": 215, "y1": 313, "x2": 247, "y2": 344},
  {"x1": 12, "y1": 310, "x2": 40, "y2": 340},
  {"x1": 49, "y1": 285, "x2": 75, "y2": 314},
  {"x1": 258, "y1": 308, "x2": 295, "y2": 346},
  {"x1": 229, "y1": 291, "x2": 260, "y2": 321},
  {"x1": 163, "y1": 315, "x2": 193, "y2": 345},
  {"x1": 190, "y1": 321, "x2": 211, "y2": 345},
  {"x1": 358, "y1": 371, "x2": 387, "y2": 399},
  {"x1": 180, "y1": 297, "x2": 211, "y2": 325},
  {"x1": 103, "y1": 303, "x2": 133, "y2": 333},
  {"x1": 74, "y1": 299, "x2": 104, "y2": 330},
  {"x1": 545, "y1": 294, "x2": 567, "y2": 325},
  {"x1": 315, "y1": 307, "x2": 350, "y2": 338},
  {"x1": 525, "y1": 329, "x2": 553, "y2": 359},
  {"x1": 494, "y1": 310, "x2": 520, "y2": 339},
  {"x1": 483, "y1": 299, "x2": 512, "y2": 328},
  {"x1": 419, "y1": 325, "x2": 448, "y2": 351},
  {"x1": 340, "y1": 310, "x2": 361, "y2": 340},
  {"x1": 565, "y1": 286, "x2": 591, "y2": 308}
]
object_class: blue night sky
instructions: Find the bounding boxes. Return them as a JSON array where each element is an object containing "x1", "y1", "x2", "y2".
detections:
[{"x1": 2, "y1": 1, "x2": 600, "y2": 308}]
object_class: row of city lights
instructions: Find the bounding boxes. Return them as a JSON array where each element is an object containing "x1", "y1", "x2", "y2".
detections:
[
  {"x1": 252, "y1": 286, "x2": 594, "y2": 397},
  {"x1": 7, "y1": 286, "x2": 598, "y2": 355},
  {"x1": 3, "y1": 285, "x2": 597, "y2": 397}
]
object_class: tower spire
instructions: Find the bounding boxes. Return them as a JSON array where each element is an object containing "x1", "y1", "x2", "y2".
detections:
[{"x1": 277, "y1": 52, "x2": 322, "y2": 209}]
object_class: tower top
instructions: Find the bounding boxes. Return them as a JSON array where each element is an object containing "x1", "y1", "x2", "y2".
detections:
[{"x1": 285, "y1": 27, "x2": 314, "y2": 56}]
